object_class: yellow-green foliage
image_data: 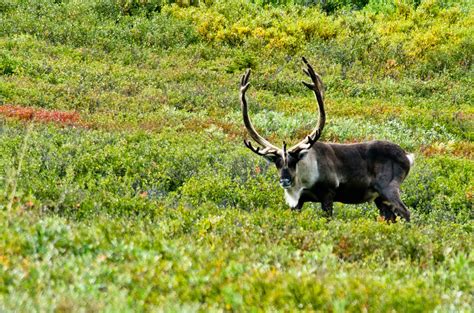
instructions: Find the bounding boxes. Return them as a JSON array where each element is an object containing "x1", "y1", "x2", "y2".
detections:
[
  {"x1": 165, "y1": 4, "x2": 337, "y2": 51},
  {"x1": 166, "y1": 0, "x2": 473, "y2": 75}
]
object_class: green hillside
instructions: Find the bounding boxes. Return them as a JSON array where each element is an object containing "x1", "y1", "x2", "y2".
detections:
[{"x1": 0, "y1": 0, "x2": 473, "y2": 311}]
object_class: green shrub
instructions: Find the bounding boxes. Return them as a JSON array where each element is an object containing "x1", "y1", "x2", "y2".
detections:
[
  {"x1": 2, "y1": 0, "x2": 198, "y2": 52},
  {"x1": 0, "y1": 52, "x2": 18, "y2": 76},
  {"x1": 403, "y1": 156, "x2": 473, "y2": 221}
]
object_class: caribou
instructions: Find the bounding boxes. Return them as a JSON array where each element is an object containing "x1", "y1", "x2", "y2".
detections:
[{"x1": 240, "y1": 57, "x2": 414, "y2": 222}]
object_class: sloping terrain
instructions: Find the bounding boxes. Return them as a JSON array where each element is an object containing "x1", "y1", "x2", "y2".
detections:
[{"x1": 0, "y1": 0, "x2": 472, "y2": 311}]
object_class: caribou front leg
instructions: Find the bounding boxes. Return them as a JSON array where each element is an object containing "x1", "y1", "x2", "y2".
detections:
[
  {"x1": 291, "y1": 199, "x2": 305, "y2": 212},
  {"x1": 321, "y1": 200, "x2": 333, "y2": 218},
  {"x1": 320, "y1": 191, "x2": 335, "y2": 218}
]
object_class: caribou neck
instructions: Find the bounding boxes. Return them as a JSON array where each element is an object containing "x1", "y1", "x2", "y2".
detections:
[{"x1": 284, "y1": 148, "x2": 321, "y2": 208}]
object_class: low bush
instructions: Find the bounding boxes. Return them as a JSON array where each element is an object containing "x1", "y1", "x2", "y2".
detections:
[{"x1": 0, "y1": 121, "x2": 471, "y2": 224}]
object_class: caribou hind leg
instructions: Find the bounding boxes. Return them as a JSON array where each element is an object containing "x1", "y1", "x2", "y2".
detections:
[
  {"x1": 375, "y1": 183, "x2": 411, "y2": 222},
  {"x1": 374, "y1": 197, "x2": 397, "y2": 222},
  {"x1": 373, "y1": 161, "x2": 411, "y2": 222}
]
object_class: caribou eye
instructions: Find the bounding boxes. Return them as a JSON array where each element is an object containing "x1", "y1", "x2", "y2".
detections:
[
  {"x1": 288, "y1": 158, "x2": 296, "y2": 168},
  {"x1": 270, "y1": 157, "x2": 283, "y2": 167}
]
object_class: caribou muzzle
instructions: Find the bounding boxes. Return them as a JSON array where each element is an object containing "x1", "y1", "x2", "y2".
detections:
[{"x1": 279, "y1": 178, "x2": 292, "y2": 189}]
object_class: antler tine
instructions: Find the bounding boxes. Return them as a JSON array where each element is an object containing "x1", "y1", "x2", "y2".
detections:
[
  {"x1": 289, "y1": 57, "x2": 326, "y2": 153},
  {"x1": 302, "y1": 57, "x2": 324, "y2": 95},
  {"x1": 240, "y1": 68, "x2": 281, "y2": 154},
  {"x1": 244, "y1": 139, "x2": 260, "y2": 155},
  {"x1": 244, "y1": 139, "x2": 279, "y2": 157}
]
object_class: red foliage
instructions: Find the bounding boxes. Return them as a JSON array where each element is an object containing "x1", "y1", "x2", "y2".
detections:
[{"x1": 0, "y1": 105, "x2": 80, "y2": 125}]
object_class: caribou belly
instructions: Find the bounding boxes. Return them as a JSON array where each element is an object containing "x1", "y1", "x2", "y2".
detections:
[{"x1": 334, "y1": 185, "x2": 378, "y2": 204}]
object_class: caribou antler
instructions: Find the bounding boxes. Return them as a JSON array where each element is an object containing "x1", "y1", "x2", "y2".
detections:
[
  {"x1": 241, "y1": 57, "x2": 326, "y2": 157},
  {"x1": 243, "y1": 139, "x2": 278, "y2": 157},
  {"x1": 240, "y1": 69, "x2": 281, "y2": 156},
  {"x1": 288, "y1": 57, "x2": 326, "y2": 153}
]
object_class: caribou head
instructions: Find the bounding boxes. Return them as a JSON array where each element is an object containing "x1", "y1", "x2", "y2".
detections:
[{"x1": 240, "y1": 57, "x2": 325, "y2": 189}]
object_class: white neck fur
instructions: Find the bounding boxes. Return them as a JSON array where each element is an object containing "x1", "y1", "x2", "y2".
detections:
[{"x1": 283, "y1": 150, "x2": 319, "y2": 208}]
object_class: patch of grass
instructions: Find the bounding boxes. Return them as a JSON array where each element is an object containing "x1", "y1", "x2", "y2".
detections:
[{"x1": 0, "y1": 209, "x2": 472, "y2": 311}]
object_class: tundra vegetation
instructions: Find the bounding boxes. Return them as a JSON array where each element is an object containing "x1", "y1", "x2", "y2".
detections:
[{"x1": 0, "y1": 0, "x2": 473, "y2": 311}]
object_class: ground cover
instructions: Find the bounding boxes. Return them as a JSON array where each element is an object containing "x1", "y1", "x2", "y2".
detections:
[{"x1": 0, "y1": 0, "x2": 472, "y2": 311}]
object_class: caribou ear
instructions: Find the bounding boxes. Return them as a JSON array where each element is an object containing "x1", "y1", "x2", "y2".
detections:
[
  {"x1": 263, "y1": 154, "x2": 279, "y2": 163},
  {"x1": 298, "y1": 150, "x2": 310, "y2": 159},
  {"x1": 290, "y1": 149, "x2": 309, "y2": 161}
]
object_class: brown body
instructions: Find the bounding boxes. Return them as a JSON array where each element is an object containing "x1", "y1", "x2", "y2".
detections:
[
  {"x1": 284, "y1": 141, "x2": 413, "y2": 221},
  {"x1": 240, "y1": 58, "x2": 413, "y2": 221}
]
